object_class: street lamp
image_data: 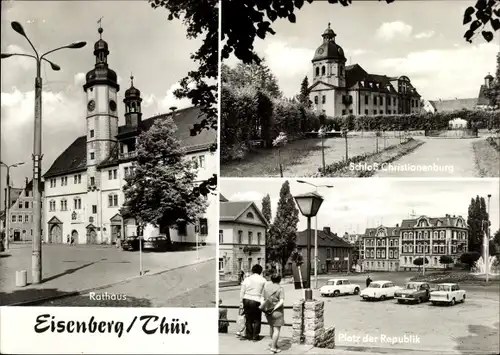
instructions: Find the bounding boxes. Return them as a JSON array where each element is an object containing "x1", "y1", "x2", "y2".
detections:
[
  {"x1": 297, "y1": 180, "x2": 333, "y2": 289},
  {"x1": 485, "y1": 194, "x2": 491, "y2": 283},
  {"x1": 0, "y1": 161, "x2": 25, "y2": 250},
  {"x1": 422, "y1": 242, "x2": 427, "y2": 276},
  {"x1": 293, "y1": 191, "x2": 324, "y2": 301},
  {"x1": 2, "y1": 21, "x2": 86, "y2": 284}
]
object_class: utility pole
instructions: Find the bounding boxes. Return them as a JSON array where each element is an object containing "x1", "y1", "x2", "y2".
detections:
[{"x1": 1, "y1": 161, "x2": 25, "y2": 250}]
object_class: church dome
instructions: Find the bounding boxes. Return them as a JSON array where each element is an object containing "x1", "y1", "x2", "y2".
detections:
[
  {"x1": 85, "y1": 66, "x2": 118, "y2": 84},
  {"x1": 125, "y1": 85, "x2": 141, "y2": 98},
  {"x1": 485, "y1": 74, "x2": 494, "y2": 80},
  {"x1": 312, "y1": 23, "x2": 346, "y2": 63}
]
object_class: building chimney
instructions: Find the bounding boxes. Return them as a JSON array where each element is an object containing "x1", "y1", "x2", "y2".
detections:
[
  {"x1": 323, "y1": 227, "x2": 331, "y2": 235},
  {"x1": 396, "y1": 223, "x2": 399, "y2": 228}
]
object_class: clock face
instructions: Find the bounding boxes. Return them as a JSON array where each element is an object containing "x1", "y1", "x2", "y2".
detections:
[
  {"x1": 317, "y1": 48, "x2": 324, "y2": 54},
  {"x1": 87, "y1": 100, "x2": 96, "y2": 112},
  {"x1": 109, "y1": 100, "x2": 117, "y2": 112}
]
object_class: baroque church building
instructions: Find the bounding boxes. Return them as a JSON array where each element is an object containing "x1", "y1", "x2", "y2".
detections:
[
  {"x1": 42, "y1": 26, "x2": 216, "y2": 246},
  {"x1": 309, "y1": 24, "x2": 422, "y2": 117}
]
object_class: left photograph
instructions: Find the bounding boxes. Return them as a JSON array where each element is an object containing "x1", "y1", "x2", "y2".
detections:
[{"x1": 0, "y1": 0, "x2": 218, "y2": 307}]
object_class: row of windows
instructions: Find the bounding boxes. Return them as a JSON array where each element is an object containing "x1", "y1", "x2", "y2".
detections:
[
  {"x1": 48, "y1": 195, "x2": 119, "y2": 212},
  {"x1": 219, "y1": 230, "x2": 263, "y2": 245},
  {"x1": 364, "y1": 239, "x2": 399, "y2": 247},
  {"x1": 11, "y1": 214, "x2": 32, "y2": 223},
  {"x1": 365, "y1": 250, "x2": 399, "y2": 259},
  {"x1": 402, "y1": 231, "x2": 466, "y2": 240},
  {"x1": 314, "y1": 65, "x2": 344, "y2": 77},
  {"x1": 49, "y1": 174, "x2": 82, "y2": 188},
  {"x1": 17, "y1": 201, "x2": 32, "y2": 209},
  {"x1": 402, "y1": 256, "x2": 448, "y2": 265},
  {"x1": 366, "y1": 261, "x2": 396, "y2": 269},
  {"x1": 402, "y1": 244, "x2": 462, "y2": 254}
]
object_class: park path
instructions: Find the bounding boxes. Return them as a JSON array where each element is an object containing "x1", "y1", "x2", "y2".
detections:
[{"x1": 375, "y1": 138, "x2": 479, "y2": 177}]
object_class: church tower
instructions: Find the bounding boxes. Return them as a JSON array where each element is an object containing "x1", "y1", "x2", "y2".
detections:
[
  {"x1": 311, "y1": 23, "x2": 347, "y2": 87},
  {"x1": 83, "y1": 24, "x2": 120, "y2": 183},
  {"x1": 123, "y1": 75, "x2": 142, "y2": 129}
]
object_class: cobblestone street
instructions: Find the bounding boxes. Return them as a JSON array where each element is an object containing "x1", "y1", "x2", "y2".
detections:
[
  {"x1": 219, "y1": 272, "x2": 499, "y2": 354},
  {"x1": 0, "y1": 243, "x2": 215, "y2": 305}
]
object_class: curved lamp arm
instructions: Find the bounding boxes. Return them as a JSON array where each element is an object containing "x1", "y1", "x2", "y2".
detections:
[{"x1": 1, "y1": 53, "x2": 61, "y2": 71}]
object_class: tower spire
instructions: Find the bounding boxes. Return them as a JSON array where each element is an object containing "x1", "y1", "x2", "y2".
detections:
[
  {"x1": 130, "y1": 73, "x2": 134, "y2": 86},
  {"x1": 97, "y1": 17, "x2": 103, "y2": 39}
]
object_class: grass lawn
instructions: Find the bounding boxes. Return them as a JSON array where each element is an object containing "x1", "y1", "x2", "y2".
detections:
[
  {"x1": 221, "y1": 136, "x2": 402, "y2": 177},
  {"x1": 472, "y1": 139, "x2": 500, "y2": 177}
]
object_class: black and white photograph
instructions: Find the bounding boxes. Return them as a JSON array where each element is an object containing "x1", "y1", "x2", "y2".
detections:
[
  {"x1": 220, "y1": 0, "x2": 500, "y2": 178},
  {"x1": 0, "y1": 1, "x2": 218, "y2": 309},
  {"x1": 218, "y1": 178, "x2": 500, "y2": 355}
]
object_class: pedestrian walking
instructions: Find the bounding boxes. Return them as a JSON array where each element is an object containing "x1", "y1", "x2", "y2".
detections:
[
  {"x1": 366, "y1": 275, "x2": 372, "y2": 287},
  {"x1": 240, "y1": 264, "x2": 266, "y2": 341},
  {"x1": 66, "y1": 234, "x2": 70, "y2": 244},
  {"x1": 116, "y1": 233, "x2": 121, "y2": 248},
  {"x1": 70, "y1": 236, "x2": 75, "y2": 246},
  {"x1": 239, "y1": 269, "x2": 245, "y2": 285},
  {"x1": 261, "y1": 273, "x2": 285, "y2": 353}
]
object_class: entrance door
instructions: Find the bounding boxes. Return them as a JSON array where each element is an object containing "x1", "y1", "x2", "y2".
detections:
[
  {"x1": 50, "y1": 224, "x2": 62, "y2": 244},
  {"x1": 13, "y1": 231, "x2": 20, "y2": 241},
  {"x1": 71, "y1": 230, "x2": 79, "y2": 245},
  {"x1": 87, "y1": 229, "x2": 97, "y2": 244},
  {"x1": 111, "y1": 225, "x2": 121, "y2": 244}
]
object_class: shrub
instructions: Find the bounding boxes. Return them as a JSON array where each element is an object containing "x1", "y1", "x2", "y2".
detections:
[
  {"x1": 413, "y1": 257, "x2": 429, "y2": 266},
  {"x1": 439, "y1": 255, "x2": 454, "y2": 269},
  {"x1": 459, "y1": 251, "x2": 481, "y2": 270}
]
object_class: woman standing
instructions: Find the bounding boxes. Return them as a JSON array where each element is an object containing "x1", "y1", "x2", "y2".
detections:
[
  {"x1": 262, "y1": 273, "x2": 285, "y2": 353},
  {"x1": 239, "y1": 264, "x2": 266, "y2": 341}
]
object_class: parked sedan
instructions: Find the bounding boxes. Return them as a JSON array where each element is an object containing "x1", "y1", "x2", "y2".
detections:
[
  {"x1": 143, "y1": 235, "x2": 172, "y2": 251},
  {"x1": 122, "y1": 236, "x2": 143, "y2": 251},
  {"x1": 320, "y1": 278, "x2": 361, "y2": 297},
  {"x1": 395, "y1": 282, "x2": 431, "y2": 304},
  {"x1": 430, "y1": 283, "x2": 466, "y2": 306},
  {"x1": 360, "y1": 280, "x2": 401, "y2": 301}
]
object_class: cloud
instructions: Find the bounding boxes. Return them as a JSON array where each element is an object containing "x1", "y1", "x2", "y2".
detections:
[
  {"x1": 230, "y1": 191, "x2": 265, "y2": 203},
  {"x1": 349, "y1": 49, "x2": 368, "y2": 56},
  {"x1": 415, "y1": 30, "x2": 435, "y2": 39},
  {"x1": 376, "y1": 21, "x2": 413, "y2": 41},
  {"x1": 263, "y1": 41, "x2": 314, "y2": 79},
  {"x1": 141, "y1": 82, "x2": 195, "y2": 115},
  {"x1": 375, "y1": 42, "x2": 497, "y2": 99},
  {"x1": 73, "y1": 73, "x2": 86, "y2": 87}
]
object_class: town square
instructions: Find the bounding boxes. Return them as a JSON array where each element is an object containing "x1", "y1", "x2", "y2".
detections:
[{"x1": 0, "y1": 1, "x2": 217, "y2": 307}]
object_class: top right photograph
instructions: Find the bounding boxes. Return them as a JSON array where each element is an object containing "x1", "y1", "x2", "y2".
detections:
[{"x1": 220, "y1": 0, "x2": 500, "y2": 178}]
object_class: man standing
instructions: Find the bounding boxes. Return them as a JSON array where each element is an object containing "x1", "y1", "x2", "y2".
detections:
[
  {"x1": 366, "y1": 275, "x2": 372, "y2": 287},
  {"x1": 240, "y1": 264, "x2": 266, "y2": 341}
]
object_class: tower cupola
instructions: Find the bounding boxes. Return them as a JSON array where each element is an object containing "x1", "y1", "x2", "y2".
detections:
[{"x1": 123, "y1": 74, "x2": 142, "y2": 128}]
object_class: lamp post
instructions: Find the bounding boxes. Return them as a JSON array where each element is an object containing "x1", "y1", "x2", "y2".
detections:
[
  {"x1": 422, "y1": 242, "x2": 427, "y2": 276},
  {"x1": 2, "y1": 21, "x2": 86, "y2": 284},
  {"x1": 293, "y1": 191, "x2": 324, "y2": 301},
  {"x1": 297, "y1": 180, "x2": 333, "y2": 289},
  {"x1": 0, "y1": 161, "x2": 25, "y2": 250},
  {"x1": 485, "y1": 194, "x2": 491, "y2": 283}
]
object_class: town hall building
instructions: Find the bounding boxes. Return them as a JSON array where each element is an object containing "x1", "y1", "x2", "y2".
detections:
[
  {"x1": 42, "y1": 26, "x2": 216, "y2": 246},
  {"x1": 309, "y1": 24, "x2": 422, "y2": 117}
]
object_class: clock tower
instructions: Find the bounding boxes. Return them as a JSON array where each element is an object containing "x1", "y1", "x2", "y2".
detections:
[
  {"x1": 311, "y1": 23, "x2": 346, "y2": 87},
  {"x1": 83, "y1": 25, "x2": 120, "y2": 179}
]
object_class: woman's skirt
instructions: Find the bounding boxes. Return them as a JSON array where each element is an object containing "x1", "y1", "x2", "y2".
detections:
[{"x1": 265, "y1": 309, "x2": 284, "y2": 327}]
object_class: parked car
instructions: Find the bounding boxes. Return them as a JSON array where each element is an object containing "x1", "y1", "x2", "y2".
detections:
[
  {"x1": 430, "y1": 283, "x2": 466, "y2": 306},
  {"x1": 143, "y1": 235, "x2": 172, "y2": 251},
  {"x1": 122, "y1": 236, "x2": 144, "y2": 251},
  {"x1": 360, "y1": 280, "x2": 401, "y2": 301},
  {"x1": 320, "y1": 278, "x2": 361, "y2": 297},
  {"x1": 395, "y1": 282, "x2": 431, "y2": 304}
]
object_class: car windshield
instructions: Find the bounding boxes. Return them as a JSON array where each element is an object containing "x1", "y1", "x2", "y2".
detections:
[
  {"x1": 368, "y1": 283, "x2": 381, "y2": 288},
  {"x1": 437, "y1": 285, "x2": 452, "y2": 291},
  {"x1": 405, "y1": 284, "x2": 417, "y2": 289},
  {"x1": 326, "y1": 281, "x2": 335, "y2": 285}
]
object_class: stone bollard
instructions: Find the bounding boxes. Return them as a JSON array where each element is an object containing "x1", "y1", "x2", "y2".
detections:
[
  {"x1": 292, "y1": 299, "x2": 305, "y2": 344},
  {"x1": 16, "y1": 270, "x2": 27, "y2": 287},
  {"x1": 303, "y1": 300, "x2": 325, "y2": 346}
]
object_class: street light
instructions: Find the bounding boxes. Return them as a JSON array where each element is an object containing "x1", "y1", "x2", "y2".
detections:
[
  {"x1": 0, "y1": 161, "x2": 25, "y2": 250},
  {"x1": 485, "y1": 194, "x2": 491, "y2": 283},
  {"x1": 2, "y1": 21, "x2": 86, "y2": 284},
  {"x1": 297, "y1": 180, "x2": 333, "y2": 289},
  {"x1": 293, "y1": 191, "x2": 324, "y2": 301},
  {"x1": 422, "y1": 242, "x2": 427, "y2": 276}
]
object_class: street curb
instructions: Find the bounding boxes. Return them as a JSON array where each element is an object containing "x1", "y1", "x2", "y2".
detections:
[{"x1": 6, "y1": 257, "x2": 215, "y2": 307}]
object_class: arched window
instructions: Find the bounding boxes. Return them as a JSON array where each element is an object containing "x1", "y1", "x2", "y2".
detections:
[
  {"x1": 246, "y1": 212, "x2": 254, "y2": 219},
  {"x1": 376, "y1": 250, "x2": 380, "y2": 258},
  {"x1": 404, "y1": 256, "x2": 408, "y2": 264},
  {"x1": 409, "y1": 232, "x2": 413, "y2": 238},
  {"x1": 73, "y1": 197, "x2": 82, "y2": 210},
  {"x1": 434, "y1": 257, "x2": 438, "y2": 265},
  {"x1": 314, "y1": 96, "x2": 319, "y2": 104},
  {"x1": 440, "y1": 231, "x2": 445, "y2": 239},
  {"x1": 315, "y1": 67, "x2": 320, "y2": 76},
  {"x1": 108, "y1": 193, "x2": 118, "y2": 207},
  {"x1": 321, "y1": 66, "x2": 326, "y2": 75},
  {"x1": 403, "y1": 245, "x2": 408, "y2": 253},
  {"x1": 434, "y1": 231, "x2": 438, "y2": 238}
]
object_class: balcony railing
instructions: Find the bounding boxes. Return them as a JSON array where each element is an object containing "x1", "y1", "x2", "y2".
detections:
[{"x1": 119, "y1": 151, "x2": 137, "y2": 160}]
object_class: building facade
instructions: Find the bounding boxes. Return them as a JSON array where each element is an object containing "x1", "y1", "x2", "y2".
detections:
[
  {"x1": 289, "y1": 227, "x2": 354, "y2": 275},
  {"x1": 399, "y1": 215, "x2": 468, "y2": 271},
  {"x1": 42, "y1": 25, "x2": 217, "y2": 246},
  {"x1": 362, "y1": 225, "x2": 400, "y2": 272},
  {"x1": 219, "y1": 194, "x2": 268, "y2": 281},
  {"x1": 309, "y1": 24, "x2": 422, "y2": 118}
]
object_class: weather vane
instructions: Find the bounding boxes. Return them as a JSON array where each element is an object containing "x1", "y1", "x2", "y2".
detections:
[{"x1": 97, "y1": 17, "x2": 104, "y2": 38}]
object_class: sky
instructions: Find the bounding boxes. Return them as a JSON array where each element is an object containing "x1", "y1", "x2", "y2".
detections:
[
  {"x1": 221, "y1": 178, "x2": 500, "y2": 235},
  {"x1": 224, "y1": 0, "x2": 500, "y2": 100},
  {"x1": 0, "y1": 1, "x2": 201, "y2": 205}
]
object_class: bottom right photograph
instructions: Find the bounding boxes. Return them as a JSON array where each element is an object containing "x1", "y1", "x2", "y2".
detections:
[{"x1": 218, "y1": 178, "x2": 500, "y2": 355}]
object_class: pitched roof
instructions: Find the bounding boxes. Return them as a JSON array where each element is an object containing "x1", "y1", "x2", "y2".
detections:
[
  {"x1": 219, "y1": 201, "x2": 269, "y2": 227},
  {"x1": 477, "y1": 85, "x2": 491, "y2": 106},
  {"x1": 428, "y1": 98, "x2": 477, "y2": 112},
  {"x1": 44, "y1": 106, "x2": 215, "y2": 177},
  {"x1": 219, "y1": 194, "x2": 229, "y2": 202},
  {"x1": 400, "y1": 215, "x2": 466, "y2": 229},
  {"x1": 296, "y1": 229, "x2": 354, "y2": 248},
  {"x1": 363, "y1": 226, "x2": 400, "y2": 237}
]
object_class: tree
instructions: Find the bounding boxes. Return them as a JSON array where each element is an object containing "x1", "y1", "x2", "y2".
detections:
[
  {"x1": 297, "y1": 76, "x2": 311, "y2": 108},
  {"x1": 439, "y1": 255, "x2": 454, "y2": 269},
  {"x1": 467, "y1": 195, "x2": 490, "y2": 253},
  {"x1": 121, "y1": 117, "x2": 208, "y2": 232},
  {"x1": 262, "y1": 194, "x2": 272, "y2": 224},
  {"x1": 266, "y1": 180, "x2": 300, "y2": 273},
  {"x1": 413, "y1": 257, "x2": 429, "y2": 271},
  {"x1": 459, "y1": 251, "x2": 481, "y2": 270},
  {"x1": 222, "y1": 0, "x2": 499, "y2": 66},
  {"x1": 222, "y1": 61, "x2": 282, "y2": 99},
  {"x1": 494, "y1": 229, "x2": 500, "y2": 248},
  {"x1": 485, "y1": 52, "x2": 500, "y2": 109}
]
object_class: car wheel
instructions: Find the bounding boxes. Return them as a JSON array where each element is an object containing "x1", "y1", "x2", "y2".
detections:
[
  {"x1": 380, "y1": 295, "x2": 386, "y2": 301},
  {"x1": 397, "y1": 300, "x2": 404, "y2": 304},
  {"x1": 431, "y1": 301, "x2": 436, "y2": 306},
  {"x1": 450, "y1": 298, "x2": 455, "y2": 306},
  {"x1": 462, "y1": 295, "x2": 466, "y2": 303},
  {"x1": 416, "y1": 297, "x2": 421, "y2": 304},
  {"x1": 333, "y1": 290, "x2": 340, "y2": 297},
  {"x1": 353, "y1": 287, "x2": 360, "y2": 295}
]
